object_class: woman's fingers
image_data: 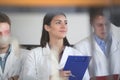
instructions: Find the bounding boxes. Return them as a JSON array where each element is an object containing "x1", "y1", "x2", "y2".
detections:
[
  {"x1": 64, "y1": 71, "x2": 71, "y2": 77},
  {"x1": 8, "y1": 75, "x2": 19, "y2": 80},
  {"x1": 59, "y1": 70, "x2": 71, "y2": 77}
]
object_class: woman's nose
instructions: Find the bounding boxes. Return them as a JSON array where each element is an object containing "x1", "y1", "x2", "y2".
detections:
[{"x1": 61, "y1": 23, "x2": 67, "y2": 28}]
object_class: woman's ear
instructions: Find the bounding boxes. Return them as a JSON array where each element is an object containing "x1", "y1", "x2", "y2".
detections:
[{"x1": 44, "y1": 25, "x2": 50, "y2": 32}]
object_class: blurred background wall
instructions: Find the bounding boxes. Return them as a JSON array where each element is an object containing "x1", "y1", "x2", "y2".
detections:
[{"x1": 0, "y1": 0, "x2": 120, "y2": 48}]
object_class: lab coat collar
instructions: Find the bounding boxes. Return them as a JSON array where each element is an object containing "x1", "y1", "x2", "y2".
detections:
[
  {"x1": 110, "y1": 35, "x2": 119, "y2": 55},
  {"x1": 10, "y1": 38, "x2": 20, "y2": 57},
  {"x1": 59, "y1": 46, "x2": 72, "y2": 69},
  {"x1": 93, "y1": 34, "x2": 119, "y2": 56},
  {"x1": 3, "y1": 45, "x2": 17, "y2": 77},
  {"x1": 0, "y1": 39, "x2": 20, "y2": 78},
  {"x1": 42, "y1": 43, "x2": 51, "y2": 56},
  {"x1": 43, "y1": 43, "x2": 70, "y2": 67},
  {"x1": 92, "y1": 36, "x2": 104, "y2": 55}
]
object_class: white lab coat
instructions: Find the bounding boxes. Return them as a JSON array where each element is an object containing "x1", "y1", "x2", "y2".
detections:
[
  {"x1": 0, "y1": 39, "x2": 22, "y2": 80},
  {"x1": 74, "y1": 33, "x2": 120, "y2": 77},
  {"x1": 21, "y1": 44, "x2": 90, "y2": 80},
  {"x1": 111, "y1": 23, "x2": 120, "y2": 41}
]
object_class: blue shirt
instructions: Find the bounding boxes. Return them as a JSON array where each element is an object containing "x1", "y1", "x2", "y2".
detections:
[
  {"x1": 94, "y1": 35, "x2": 112, "y2": 56},
  {"x1": 0, "y1": 45, "x2": 11, "y2": 73}
]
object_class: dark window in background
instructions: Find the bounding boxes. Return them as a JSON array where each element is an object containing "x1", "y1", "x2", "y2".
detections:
[{"x1": 111, "y1": 6, "x2": 120, "y2": 27}]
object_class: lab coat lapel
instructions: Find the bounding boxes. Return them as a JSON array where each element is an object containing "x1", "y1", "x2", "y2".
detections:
[
  {"x1": 93, "y1": 39, "x2": 105, "y2": 56},
  {"x1": 109, "y1": 36, "x2": 118, "y2": 56},
  {"x1": 59, "y1": 46, "x2": 69, "y2": 69},
  {"x1": 3, "y1": 46, "x2": 15, "y2": 78},
  {"x1": 0, "y1": 65, "x2": 2, "y2": 77}
]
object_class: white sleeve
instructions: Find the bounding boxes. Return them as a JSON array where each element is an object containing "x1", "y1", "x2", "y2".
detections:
[
  {"x1": 74, "y1": 39, "x2": 92, "y2": 56},
  {"x1": 74, "y1": 41, "x2": 91, "y2": 80},
  {"x1": 82, "y1": 69, "x2": 90, "y2": 80},
  {"x1": 19, "y1": 50, "x2": 36, "y2": 80},
  {"x1": 74, "y1": 42, "x2": 87, "y2": 55}
]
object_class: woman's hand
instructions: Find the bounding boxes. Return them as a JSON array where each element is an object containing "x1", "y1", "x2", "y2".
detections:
[
  {"x1": 8, "y1": 75, "x2": 19, "y2": 80},
  {"x1": 59, "y1": 70, "x2": 71, "y2": 79}
]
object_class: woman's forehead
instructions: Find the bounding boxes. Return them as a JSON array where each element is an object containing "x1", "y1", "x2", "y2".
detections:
[{"x1": 52, "y1": 15, "x2": 66, "y2": 20}]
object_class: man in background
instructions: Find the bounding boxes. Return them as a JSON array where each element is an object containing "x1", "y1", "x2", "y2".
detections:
[
  {"x1": 74, "y1": 8, "x2": 120, "y2": 80},
  {"x1": 0, "y1": 12, "x2": 22, "y2": 80}
]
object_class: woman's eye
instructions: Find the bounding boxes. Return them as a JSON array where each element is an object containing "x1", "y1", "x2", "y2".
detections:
[
  {"x1": 65, "y1": 22, "x2": 67, "y2": 25},
  {"x1": 56, "y1": 22, "x2": 61, "y2": 24}
]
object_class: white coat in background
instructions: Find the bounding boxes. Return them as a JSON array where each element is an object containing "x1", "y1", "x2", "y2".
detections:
[
  {"x1": 111, "y1": 23, "x2": 120, "y2": 41},
  {"x1": 74, "y1": 32, "x2": 120, "y2": 77},
  {"x1": 21, "y1": 44, "x2": 90, "y2": 80},
  {"x1": 0, "y1": 39, "x2": 22, "y2": 80}
]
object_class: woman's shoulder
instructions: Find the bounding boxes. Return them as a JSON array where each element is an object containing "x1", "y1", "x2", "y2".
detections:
[
  {"x1": 77, "y1": 36, "x2": 92, "y2": 45},
  {"x1": 27, "y1": 47, "x2": 43, "y2": 58},
  {"x1": 74, "y1": 36, "x2": 92, "y2": 49},
  {"x1": 65, "y1": 46, "x2": 83, "y2": 55},
  {"x1": 31, "y1": 47, "x2": 42, "y2": 52}
]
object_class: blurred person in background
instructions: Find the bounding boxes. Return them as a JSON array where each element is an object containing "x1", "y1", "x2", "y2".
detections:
[
  {"x1": 0, "y1": 12, "x2": 25, "y2": 80},
  {"x1": 74, "y1": 8, "x2": 120, "y2": 80}
]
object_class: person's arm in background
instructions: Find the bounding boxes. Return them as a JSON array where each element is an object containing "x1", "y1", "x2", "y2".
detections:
[
  {"x1": 73, "y1": 38, "x2": 92, "y2": 80},
  {"x1": 19, "y1": 50, "x2": 36, "y2": 80},
  {"x1": 73, "y1": 38, "x2": 91, "y2": 56}
]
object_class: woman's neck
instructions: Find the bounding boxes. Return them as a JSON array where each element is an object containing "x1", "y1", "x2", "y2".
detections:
[{"x1": 49, "y1": 38, "x2": 64, "y2": 54}]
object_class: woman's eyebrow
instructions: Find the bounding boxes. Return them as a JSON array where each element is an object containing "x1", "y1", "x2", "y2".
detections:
[
  {"x1": 54, "y1": 19, "x2": 67, "y2": 21},
  {"x1": 54, "y1": 20, "x2": 61, "y2": 21}
]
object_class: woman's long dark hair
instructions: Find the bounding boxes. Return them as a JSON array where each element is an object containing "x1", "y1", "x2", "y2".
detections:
[{"x1": 40, "y1": 12, "x2": 70, "y2": 48}]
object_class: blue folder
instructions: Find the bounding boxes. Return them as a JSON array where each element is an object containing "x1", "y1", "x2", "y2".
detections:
[{"x1": 63, "y1": 56, "x2": 91, "y2": 80}]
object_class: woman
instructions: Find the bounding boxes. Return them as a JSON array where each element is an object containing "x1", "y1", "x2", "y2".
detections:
[{"x1": 20, "y1": 12, "x2": 89, "y2": 80}]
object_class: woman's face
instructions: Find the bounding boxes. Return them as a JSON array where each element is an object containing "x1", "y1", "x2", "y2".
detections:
[{"x1": 45, "y1": 15, "x2": 68, "y2": 39}]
